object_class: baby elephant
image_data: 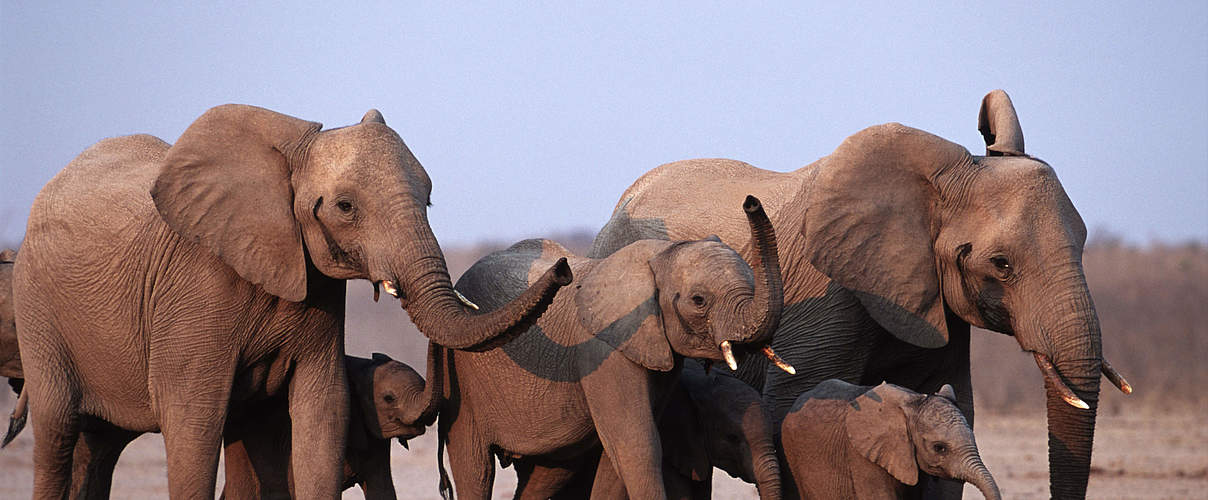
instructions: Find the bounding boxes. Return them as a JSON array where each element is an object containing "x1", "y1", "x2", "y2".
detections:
[
  {"x1": 657, "y1": 359, "x2": 780, "y2": 499},
  {"x1": 222, "y1": 349, "x2": 438, "y2": 500},
  {"x1": 781, "y1": 380, "x2": 1000, "y2": 500}
]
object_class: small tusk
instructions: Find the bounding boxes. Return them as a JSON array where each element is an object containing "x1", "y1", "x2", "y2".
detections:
[
  {"x1": 1033, "y1": 352, "x2": 1090, "y2": 410},
  {"x1": 454, "y1": 289, "x2": 480, "y2": 310},
  {"x1": 763, "y1": 346, "x2": 796, "y2": 375},
  {"x1": 1101, "y1": 357, "x2": 1133, "y2": 395},
  {"x1": 372, "y1": 282, "x2": 381, "y2": 303},
  {"x1": 720, "y1": 341, "x2": 738, "y2": 371},
  {"x1": 381, "y1": 280, "x2": 400, "y2": 298}
]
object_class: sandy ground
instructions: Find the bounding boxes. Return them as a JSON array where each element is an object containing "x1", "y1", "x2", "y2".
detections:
[{"x1": 1, "y1": 401, "x2": 1204, "y2": 499}]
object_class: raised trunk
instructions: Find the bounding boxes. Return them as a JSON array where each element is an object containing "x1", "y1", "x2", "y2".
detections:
[
  {"x1": 399, "y1": 342, "x2": 442, "y2": 426},
  {"x1": 749, "y1": 439, "x2": 782, "y2": 500},
  {"x1": 735, "y1": 195, "x2": 784, "y2": 345},
  {"x1": 398, "y1": 222, "x2": 572, "y2": 351}
]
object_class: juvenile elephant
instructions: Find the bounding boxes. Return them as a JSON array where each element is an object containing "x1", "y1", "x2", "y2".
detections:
[
  {"x1": 781, "y1": 380, "x2": 1000, "y2": 500},
  {"x1": 222, "y1": 349, "x2": 439, "y2": 499},
  {"x1": 13, "y1": 105, "x2": 571, "y2": 497},
  {"x1": 590, "y1": 90, "x2": 1131, "y2": 498},
  {"x1": 438, "y1": 196, "x2": 785, "y2": 499},
  {"x1": 656, "y1": 358, "x2": 779, "y2": 499}
]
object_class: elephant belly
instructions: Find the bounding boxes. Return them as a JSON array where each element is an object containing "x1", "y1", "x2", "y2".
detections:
[{"x1": 456, "y1": 349, "x2": 597, "y2": 457}]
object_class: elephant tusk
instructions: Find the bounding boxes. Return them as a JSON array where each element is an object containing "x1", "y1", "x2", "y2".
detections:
[
  {"x1": 762, "y1": 346, "x2": 796, "y2": 375},
  {"x1": 3, "y1": 387, "x2": 28, "y2": 448},
  {"x1": 454, "y1": 289, "x2": 480, "y2": 310},
  {"x1": 1033, "y1": 352, "x2": 1090, "y2": 410},
  {"x1": 721, "y1": 341, "x2": 738, "y2": 371},
  {"x1": 381, "y1": 280, "x2": 400, "y2": 298},
  {"x1": 1101, "y1": 357, "x2": 1133, "y2": 395}
]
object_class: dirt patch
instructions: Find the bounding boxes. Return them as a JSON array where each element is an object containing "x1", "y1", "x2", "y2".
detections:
[{"x1": 1, "y1": 402, "x2": 1202, "y2": 499}]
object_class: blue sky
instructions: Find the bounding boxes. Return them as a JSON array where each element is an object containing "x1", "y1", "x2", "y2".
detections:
[{"x1": 2, "y1": 2, "x2": 1205, "y2": 246}]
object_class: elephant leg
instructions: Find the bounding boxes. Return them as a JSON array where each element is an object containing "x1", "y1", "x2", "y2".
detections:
[
  {"x1": 512, "y1": 457, "x2": 584, "y2": 500},
  {"x1": 350, "y1": 438, "x2": 396, "y2": 500},
  {"x1": 582, "y1": 368, "x2": 665, "y2": 499},
  {"x1": 27, "y1": 355, "x2": 82, "y2": 499},
  {"x1": 589, "y1": 451, "x2": 628, "y2": 500},
  {"x1": 68, "y1": 421, "x2": 139, "y2": 500},
  {"x1": 151, "y1": 342, "x2": 234, "y2": 498},
  {"x1": 287, "y1": 352, "x2": 348, "y2": 499},
  {"x1": 30, "y1": 399, "x2": 82, "y2": 498},
  {"x1": 445, "y1": 422, "x2": 496, "y2": 500},
  {"x1": 222, "y1": 401, "x2": 292, "y2": 500}
]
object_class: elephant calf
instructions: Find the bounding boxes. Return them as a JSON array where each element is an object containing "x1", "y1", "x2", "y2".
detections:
[
  {"x1": 656, "y1": 358, "x2": 779, "y2": 499},
  {"x1": 222, "y1": 349, "x2": 439, "y2": 500},
  {"x1": 780, "y1": 379, "x2": 1000, "y2": 500}
]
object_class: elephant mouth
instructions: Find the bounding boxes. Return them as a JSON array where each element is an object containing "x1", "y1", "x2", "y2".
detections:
[
  {"x1": 371, "y1": 279, "x2": 480, "y2": 310},
  {"x1": 1031, "y1": 351, "x2": 1133, "y2": 409},
  {"x1": 719, "y1": 341, "x2": 795, "y2": 374}
]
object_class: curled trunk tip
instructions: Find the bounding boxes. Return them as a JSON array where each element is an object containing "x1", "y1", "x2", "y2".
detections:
[{"x1": 737, "y1": 194, "x2": 783, "y2": 346}]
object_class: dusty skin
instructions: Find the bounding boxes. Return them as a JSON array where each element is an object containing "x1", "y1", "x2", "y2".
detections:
[{"x1": 1, "y1": 394, "x2": 1203, "y2": 499}]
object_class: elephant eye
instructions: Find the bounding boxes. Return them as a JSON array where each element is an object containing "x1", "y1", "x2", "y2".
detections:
[
  {"x1": 336, "y1": 200, "x2": 355, "y2": 213},
  {"x1": 382, "y1": 393, "x2": 396, "y2": 404},
  {"x1": 691, "y1": 295, "x2": 706, "y2": 307},
  {"x1": 990, "y1": 256, "x2": 1011, "y2": 277},
  {"x1": 932, "y1": 442, "x2": 948, "y2": 454}
]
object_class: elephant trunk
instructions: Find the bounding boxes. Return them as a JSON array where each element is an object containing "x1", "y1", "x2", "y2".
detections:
[
  {"x1": 399, "y1": 342, "x2": 442, "y2": 426},
  {"x1": 734, "y1": 195, "x2": 783, "y2": 346},
  {"x1": 749, "y1": 435, "x2": 782, "y2": 500},
  {"x1": 953, "y1": 448, "x2": 1001, "y2": 500},
  {"x1": 1030, "y1": 269, "x2": 1102, "y2": 499},
  {"x1": 396, "y1": 219, "x2": 572, "y2": 351}
]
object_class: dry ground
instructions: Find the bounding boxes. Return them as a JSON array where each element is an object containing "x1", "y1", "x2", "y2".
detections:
[{"x1": 2, "y1": 395, "x2": 1203, "y2": 499}]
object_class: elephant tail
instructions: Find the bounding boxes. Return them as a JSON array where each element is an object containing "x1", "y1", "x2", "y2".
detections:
[
  {"x1": 3, "y1": 383, "x2": 28, "y2": 448},
  {"x1": 437, "y1": 428, "x2": 453, "y2": 500}
]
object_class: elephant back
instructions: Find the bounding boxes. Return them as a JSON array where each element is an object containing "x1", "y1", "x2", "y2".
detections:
[{"x1": 455, "y1": 239, "x2": 578, "y2": 313}]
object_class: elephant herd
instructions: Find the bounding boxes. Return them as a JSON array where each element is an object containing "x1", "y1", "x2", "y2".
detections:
[{"x1": 0, "y1": 90, "x2": 1131, "y2": 499}]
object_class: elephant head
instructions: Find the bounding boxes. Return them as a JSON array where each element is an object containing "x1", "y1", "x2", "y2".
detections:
[
  {"x1": 800, "y1": 90, "x2": 1127, "y2": 497},
  {"x1": 662, "y1": 360, "x2": 781, "y2": 499},
  {"x1": 348, "y1": 349, "x2": 439, "y2": 447},
  {"x1": 577, "y1": 196, "x2": 784, "y2": 372},
  {"x1": 846, "y1": 382, "x2": 1001, "y2": 500},
  {"x1": 149, "y1": 105, "x2": 571, "y2": 349}
]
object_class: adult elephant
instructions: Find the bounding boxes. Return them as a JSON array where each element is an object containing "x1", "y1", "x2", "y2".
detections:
[
  {"x1": 13, "y1": 105, "x2": 571, "y2": 498},
  {"x1": 589, "y1": 90, "x2": 1130, "y2": 499}
]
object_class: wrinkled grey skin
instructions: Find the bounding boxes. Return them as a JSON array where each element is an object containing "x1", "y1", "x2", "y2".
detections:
[
  {"x1": 438, "y1": 197, "x2": 782, "y2": 499},
  {"x1": 12, "y1": 106, "x2": 570, "y2": 498},
  {"x1": 781, "y1": 380, "x2": 1000, "y2": 500},
  {"x1": 590, "y1": 90, "x2": 1107, "y2": 498},
  {"x1": 221, "y1": 351, "x2": 439, "y2": 500}
]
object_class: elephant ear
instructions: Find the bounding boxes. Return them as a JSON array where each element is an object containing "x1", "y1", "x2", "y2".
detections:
[
  {"x1": 801, "y1": 123, "x2": 967, "y2": 348},
  {"x1": 152, "y1": 104, "x2": 322, "y2": 302},
  {"x1": 845, "y1": 382, "x2": 920, "y2": 486},
  {"x1": 978, "y1": 89, "x2": 1025, "y2": 156},
  {"x1": 575, "y1": 240, "x2": 675, "y2": 372}
]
